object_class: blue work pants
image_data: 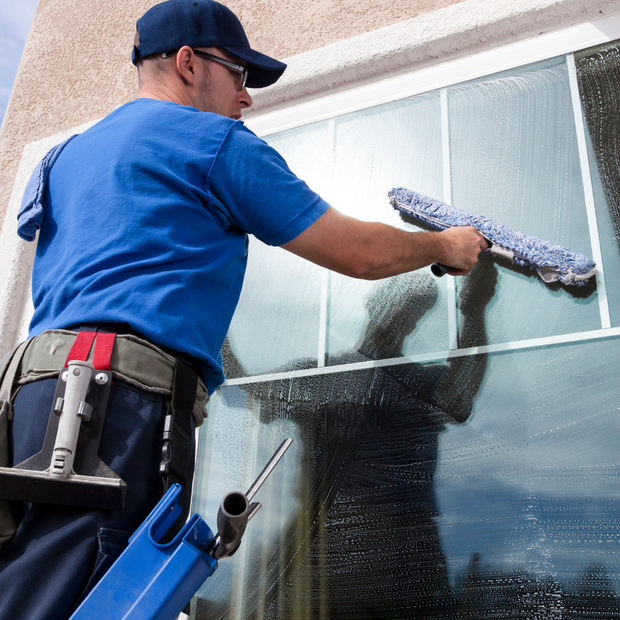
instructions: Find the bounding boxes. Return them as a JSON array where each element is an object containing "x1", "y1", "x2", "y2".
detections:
[{"x1": 0, "y1": 376, "x2": 195, "y2": 620}]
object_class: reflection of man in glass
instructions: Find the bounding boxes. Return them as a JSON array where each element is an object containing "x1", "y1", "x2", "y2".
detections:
[{"x1": 226, "y1": 261, "x2": 496, "y2": 619}]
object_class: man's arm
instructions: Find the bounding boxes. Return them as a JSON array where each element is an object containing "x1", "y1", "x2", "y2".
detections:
[{"x1": 282, "y1": 206, "x2": 487, "y2": 280}]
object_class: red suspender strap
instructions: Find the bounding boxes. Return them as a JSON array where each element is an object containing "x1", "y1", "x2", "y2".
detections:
[
  {"x1": 64, "y1": 331, "x2": 116, "y2": 371},
  {"x1": 92, "y1": 332, "x2": 115, "y2": 371},
  {"x1": 64, "y1": 331, "x2": 96, "y2": 367}
]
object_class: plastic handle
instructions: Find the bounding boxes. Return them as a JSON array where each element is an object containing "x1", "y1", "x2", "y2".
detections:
[
  {"x1": 215, "y1": 492, "x2": 251, "y2": 558},
  {"x1": 50, "y1": 360, "x2": 94, "y2": 479},
  {"x1": 431, "y1": 262, "x2": 451, "y2": 277}
]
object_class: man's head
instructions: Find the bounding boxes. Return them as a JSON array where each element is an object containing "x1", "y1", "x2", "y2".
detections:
[
  {"x1": 132, "y1": 0, "x2": 286, "y2": 88},
  {"x1": 358, "y1": 272, "x2": 439, "y2": 357}
]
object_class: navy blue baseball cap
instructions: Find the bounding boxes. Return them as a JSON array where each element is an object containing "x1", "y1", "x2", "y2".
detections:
[{"x1": 132, "y1": 0, "x2": 286, "y2": 88}]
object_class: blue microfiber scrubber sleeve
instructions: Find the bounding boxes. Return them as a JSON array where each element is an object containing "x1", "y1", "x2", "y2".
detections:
[{"x1": 389, "y1": 187, "x2": 596, "y2": 287}]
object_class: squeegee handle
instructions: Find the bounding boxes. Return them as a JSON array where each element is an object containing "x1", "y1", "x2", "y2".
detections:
[
  {"x1": 431, "y1": 236, "x2": 491, "y2": 277},
  {"x1": 212, "y1": 438, "x2": 293, "y2": 559},
  {"x1": 431, "y1": 262, "x2": 451, "y2": 277},
  {"x1": 50, "y1": 360, "x2": 94, "y2": 479}
]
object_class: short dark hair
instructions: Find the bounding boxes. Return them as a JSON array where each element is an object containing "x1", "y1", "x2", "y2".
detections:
[{"x1": 133, "y1": 29, "x2": 173, "y2": 84}]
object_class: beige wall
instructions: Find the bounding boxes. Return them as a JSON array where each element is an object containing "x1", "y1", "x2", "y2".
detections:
[
  {"x1": 225, "y1": 0, "x2": 466, "y2": 58},
  {"x1": 0, "y1": 0, "x2": 465, "y2": 226}
]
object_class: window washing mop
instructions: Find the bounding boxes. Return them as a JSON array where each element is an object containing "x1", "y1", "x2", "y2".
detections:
[{"x1": 389, "y1": 188, "x2": 597, "y2": 286}]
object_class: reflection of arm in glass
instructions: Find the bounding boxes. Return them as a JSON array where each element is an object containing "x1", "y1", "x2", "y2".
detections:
[
  {"x1": 433, "y1": 260, "x2": 498, "y2": 423},
  {"x1": 223, "y1": 261, "x2": 497, "y2": 427},
  {"x1": 221, "y1": 336, "x2": 246, "y2": 379}
]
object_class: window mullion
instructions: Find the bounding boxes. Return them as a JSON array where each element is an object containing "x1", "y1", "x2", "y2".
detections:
[
  {"x1": 441, "y1": 88, "x2": 459, "y2": 349},
  {"x1": 317, "y1": 119, "x2": 337, "y2": 367},
  {"x1": 567, "y1": 51, "x2": 612, "y2": 329}
]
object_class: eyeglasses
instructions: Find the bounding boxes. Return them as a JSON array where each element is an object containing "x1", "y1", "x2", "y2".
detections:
[{"x1": 191, "y1": 49, "x2": 248, "y2": 90}]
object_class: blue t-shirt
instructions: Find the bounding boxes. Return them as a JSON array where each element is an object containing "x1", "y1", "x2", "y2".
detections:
[{"x1": 19, "y1": 99, "x2": 329, "y2": 394}]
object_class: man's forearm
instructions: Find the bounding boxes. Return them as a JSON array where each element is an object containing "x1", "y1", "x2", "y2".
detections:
[
  {"x1": 283, "y1": 206, "x2": 487, "y2": 280},
  {"x1": 301, "y1": 221, "x2": 450, "y2": 280}
]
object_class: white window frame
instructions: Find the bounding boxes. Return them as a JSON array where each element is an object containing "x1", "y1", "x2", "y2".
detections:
[{"x1": 223, "y1": 13, "x2": 620, "y2": 388}]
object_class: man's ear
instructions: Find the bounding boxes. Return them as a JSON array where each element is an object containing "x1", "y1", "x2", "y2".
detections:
[{"x1": 176, "y1": 46, "x2": 197, "y2": 83}]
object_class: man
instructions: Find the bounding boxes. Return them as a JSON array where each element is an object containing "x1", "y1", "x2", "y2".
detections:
[{"x1": 0, "y1": 1, "x2": 487, "y2": 618}]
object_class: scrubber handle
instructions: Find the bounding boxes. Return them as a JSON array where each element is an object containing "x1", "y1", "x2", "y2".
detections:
[
  {"x1": 213, "y1": 438, "x2": 293, "y2": 559},
  {"x1": 432, "y1": 237, "x2": 492, "y2": 276},
  {"x1": 431, "y1": 262, "x2": 451, "y2": 277}
]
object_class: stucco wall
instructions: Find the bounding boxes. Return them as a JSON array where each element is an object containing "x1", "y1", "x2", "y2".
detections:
[{"x1": 225, "y1": 0, "x2": 467, "y2": 59}]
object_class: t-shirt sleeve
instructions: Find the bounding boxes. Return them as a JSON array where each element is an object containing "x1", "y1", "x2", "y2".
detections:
[{"x1": 205, "y1": 122, "x2": 329, "y2": 246}]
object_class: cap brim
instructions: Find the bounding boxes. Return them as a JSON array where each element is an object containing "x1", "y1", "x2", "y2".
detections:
[{"x1": 220, "y1": 45, "x2": 286, "y2": 88}]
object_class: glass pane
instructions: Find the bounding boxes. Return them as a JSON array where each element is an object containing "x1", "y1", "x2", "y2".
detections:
[
  {"x1": 575, "y1": 42, "x2": 620, "y2": 327},
  {"x1": 435, "y1": 337, "x2": 620, "y2": 612},
  {"x1": 224, "y1": 123, "x2": 332, "y2": 378},
  {"x1": 192, "y1": 335, "x2": 620, "y2": 619},
  {"x1": 330, "y1": 94, "x2": 443, "y2": 221},
  {"x1": 327, "y1": 268, "x2": 452, "y2": 363},
  {"x1": 449, "y1": 57, "x2": 602, "y2": 344},
  {"x1": 224, "y1": 237, "x2": 324, "y2": 378},
  {"x1": 327, "y1": 95, "x2": 449, "y2": 361}
]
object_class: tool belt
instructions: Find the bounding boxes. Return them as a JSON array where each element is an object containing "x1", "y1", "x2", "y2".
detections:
[
  {"x1": 1, "y1": 330, "x2": 209, "y2": 423},
  {"x1": 0, "y1": 329, "x2": 209, "y2": 548}
]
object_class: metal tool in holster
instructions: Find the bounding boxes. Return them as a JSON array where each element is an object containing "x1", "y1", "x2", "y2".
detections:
[
  {"x1": 69, "y1": 438, "x2": 294, "y2": 620},
  {"x1": 0, "y1": 332, "x2": 126, "y2": 510}
]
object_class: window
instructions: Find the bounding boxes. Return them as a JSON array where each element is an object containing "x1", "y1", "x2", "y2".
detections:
[{"x1": 190, "y1": 27, "x2": 620, "y2": 620}]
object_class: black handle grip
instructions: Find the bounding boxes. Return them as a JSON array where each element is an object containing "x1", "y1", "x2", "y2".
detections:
[{"x1": 431, "y1": 262, "x2": 451, "y2": 277}]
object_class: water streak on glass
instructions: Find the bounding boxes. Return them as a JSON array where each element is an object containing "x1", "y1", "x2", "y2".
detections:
[
  {"x1": 327, "y1": 94, "x2": 449, "y2": 359},
  {"x1": 448, "y1": 57, "x2": 600, "y2": 345}
]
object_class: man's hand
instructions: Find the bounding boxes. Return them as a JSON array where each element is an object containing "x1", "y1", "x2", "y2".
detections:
[{"x1": 437, "y1": 227, "x2": 490, "y2": 276}]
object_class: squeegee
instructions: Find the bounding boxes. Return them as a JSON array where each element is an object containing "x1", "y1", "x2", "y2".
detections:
[
  {"x1": 0, "y1": 332, "x2": 126, "y2": 510},
  {"x1": 389, "y1": 188, "x2": 596, "y2": 286}
]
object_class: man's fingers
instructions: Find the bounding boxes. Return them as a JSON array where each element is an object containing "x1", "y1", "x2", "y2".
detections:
[{"x1": 438, "y1": 226, "x2": 487, "y2": 273}]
